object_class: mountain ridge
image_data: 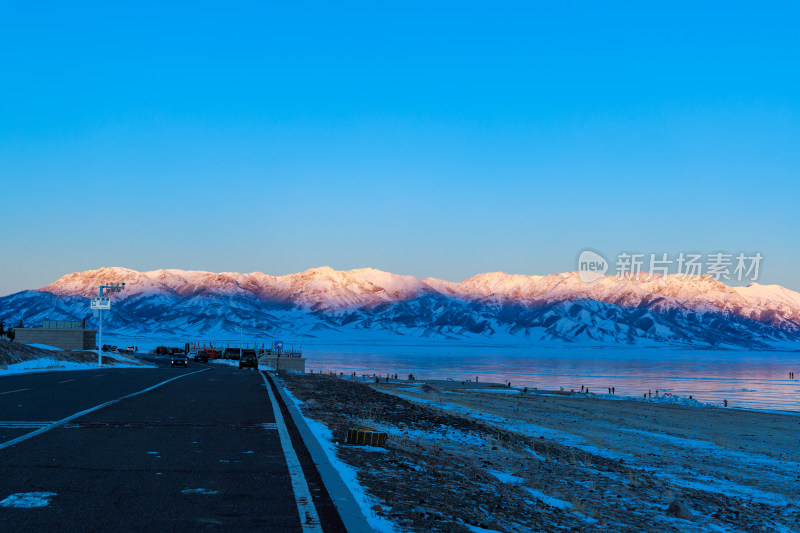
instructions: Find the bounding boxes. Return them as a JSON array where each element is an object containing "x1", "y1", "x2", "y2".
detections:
[{"x1": 2, "y1": 266, "x2": 798, "y2": 348}]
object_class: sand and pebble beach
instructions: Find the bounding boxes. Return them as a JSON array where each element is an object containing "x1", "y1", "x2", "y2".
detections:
[{"x1": 280, "y1": 371, "x2": 800, "y2": 532}]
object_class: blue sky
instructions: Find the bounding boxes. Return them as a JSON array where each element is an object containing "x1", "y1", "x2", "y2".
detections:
[{"x1": 1, "y1": 2, "x2": 798, "y2": 295}]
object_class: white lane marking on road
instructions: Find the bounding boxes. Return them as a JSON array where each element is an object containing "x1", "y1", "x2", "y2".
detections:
[
  {"x1": 57, "y1": 379, "x2": 76, "y2": 384},
  {"x1": 0, "y1": 492, "x2": 57, "y2": 508},
  {"x1": 181, "y1": 488, "x2": 218, "y2": 495},
  {"x1": 0, "y1": 368, "x2": 211, "y2": 451},
  {"x1": 260, "y1": 371, "x2": 323, "y2": 532},
  {"x1": 0, "y1": 389, "x2": 29, "y2": 395},
  {"x1": 0, "y1": 421, "x2": 54, "y2": 428}
]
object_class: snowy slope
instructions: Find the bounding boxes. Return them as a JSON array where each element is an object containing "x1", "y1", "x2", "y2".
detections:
[
  {"x1": 734, "y1": 283, "x2": 800, "y2": 309},
  {"x1": 5, "y1": 267, "x2": 800, "y2": 348}
]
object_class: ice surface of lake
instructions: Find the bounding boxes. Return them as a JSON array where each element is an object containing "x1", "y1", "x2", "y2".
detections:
[{"x1": 302, "y1": 344, "x2": 800, "y2": 413}]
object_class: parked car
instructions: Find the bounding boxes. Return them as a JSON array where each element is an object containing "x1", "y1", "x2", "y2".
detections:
[
  {"x1": 239, "y1": 352, "x2": 258, "y2": 369},
  {"x1": 170, "y1": 354, "x2": 188, "y2": 368},
  {"x1": 223, "y1": 347, "x2": 241, "y2": 360},
  {"x1": 195, "y1": 351, "x2": 209, "y2": 363}
]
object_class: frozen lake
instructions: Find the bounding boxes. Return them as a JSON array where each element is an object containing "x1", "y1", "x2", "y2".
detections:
[
  {"x1": 302, "y1": 344, "x2": 800, "y2": 413},
  {"x1": 105, "y1": 334, "x2": 800, "y2": 413}
]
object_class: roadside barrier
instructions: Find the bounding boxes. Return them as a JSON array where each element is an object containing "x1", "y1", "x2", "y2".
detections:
[{"x1": 345, "y1": 429, "x2": 387, "y2": 446}]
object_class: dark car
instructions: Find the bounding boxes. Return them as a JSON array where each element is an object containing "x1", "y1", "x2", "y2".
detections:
[
  {"x1": 170, "y1": 354, "x2": 188, "y2": 368},
  {"x1": 195, "y1": 351, "x2": 209, "y2": 363},
  {"x1": 223, "y1": 347, "x2": 240, "y2": 360},
  {"x1": 239, "y1": 352, "x2": 258, "y2": 369}
]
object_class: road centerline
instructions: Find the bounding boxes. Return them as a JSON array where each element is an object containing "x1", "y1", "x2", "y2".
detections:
[{"x1": 0, "y1": 388, "x2": 29, "y2": 395}]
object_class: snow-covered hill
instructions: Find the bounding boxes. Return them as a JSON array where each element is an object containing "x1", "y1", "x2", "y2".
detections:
[{"x1": 3, "y1": 266, "x2": 799, "y2": 348}]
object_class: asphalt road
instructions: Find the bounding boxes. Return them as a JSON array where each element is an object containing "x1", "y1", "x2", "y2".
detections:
[{"x1": 0, "y1": 360, "x2": 342, "y2": 531}]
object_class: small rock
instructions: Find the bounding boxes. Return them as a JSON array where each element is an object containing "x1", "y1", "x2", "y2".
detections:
[{"x1": 666, "y1": 499, "x2": 694, "y2": 521}]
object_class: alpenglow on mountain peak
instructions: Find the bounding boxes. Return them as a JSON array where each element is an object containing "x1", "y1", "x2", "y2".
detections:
[{"x1": 3, "y1": 266, "x2": 797, "y2": 348}]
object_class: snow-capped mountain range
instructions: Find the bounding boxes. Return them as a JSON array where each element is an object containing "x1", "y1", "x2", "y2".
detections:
[{"x1": 2, "y1": 266, "x2": 800, "y2": 348}]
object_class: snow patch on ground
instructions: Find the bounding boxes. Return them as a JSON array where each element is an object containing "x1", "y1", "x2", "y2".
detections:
[
  {"x1": 27, "y1": 344, "x2": 62, "y2": 351},
  {"x1": 659, "y1": 473, "x2": 792, "y2": 507},
  {"x1": 386, "y1": 389, "x2": 632, "y2": 461},
  {"x1": 109, "y1": 352, "x2": 145, "y2": 364},
  {"x1": 209, "y1": 359, "x2": 239, "y2": 367},
  {"x1": 0, "y1": 357, "x2": 155, "y2": 376},
  {"x1": 522, "y1": 487, "x2": 571, "y2": 510},
  {"x1": 208, "y1": 358, "x2": 275, "y2": 372},
  {"x1": 594, "y1": 391, "x2": 718, "y2": 408},
  {"x1": 0, "y1": 492, "x2": 57, "y2": 508},
  {"x1": 181, "y1": 488, "x2": 218, "y2": 495},
  {"x1": 372, "y1": 421, "x2": 487, "y2": 449},
  {"x1": 465, "y1": 525, "x2": 503, "y2": 533},
  {"x1": 488, "y1": 470, "x2": 525, "y2": 485}
]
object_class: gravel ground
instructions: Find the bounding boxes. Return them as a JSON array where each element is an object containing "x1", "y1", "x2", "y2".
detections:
[{"x1": 280, "y1": 371, "x2": 800, "y2": 532}]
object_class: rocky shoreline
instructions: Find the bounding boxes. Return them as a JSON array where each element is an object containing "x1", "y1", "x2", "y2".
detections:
[{"x1": 279, "y1": 371, "x2": 799, "y2": 532}]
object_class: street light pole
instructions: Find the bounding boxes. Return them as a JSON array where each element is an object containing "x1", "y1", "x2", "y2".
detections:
[
  {"x1": 97, "y1": 291, "x2": 102, "y2": 368},
  {"x1": 96, "y1": 283, "x2": 125, "y2": 367},
  {"x1": 239, "y1": 324, "x2": 243, "y2": 359}
]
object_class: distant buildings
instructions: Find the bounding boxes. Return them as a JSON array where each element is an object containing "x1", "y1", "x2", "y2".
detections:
[{"x1": 14, "y1": 320, "x2": 97, "y2": 351}]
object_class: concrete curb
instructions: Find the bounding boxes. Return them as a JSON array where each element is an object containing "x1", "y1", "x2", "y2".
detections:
[{"x1": 267, "y1": 372, "x2": 373, "y2": 533}]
